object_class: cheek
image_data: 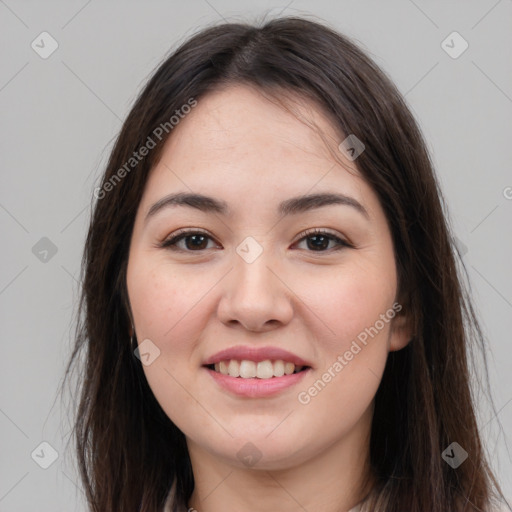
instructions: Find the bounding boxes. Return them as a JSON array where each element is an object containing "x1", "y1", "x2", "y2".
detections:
[
  {"x1": 307, "y1": 258, "x2": 397, "y2": 352},
  {"x1": 292, "y1": 269, "x2": 394, "y2": 437},
  {"x1": 127, "y1": 256, "x2": 210, "y2": 352},
  {"x1": 127, "y1": 256, "x2": 213, "y2": 429}
]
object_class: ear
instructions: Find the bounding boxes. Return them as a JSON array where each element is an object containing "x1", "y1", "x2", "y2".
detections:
[{"x1": 388, "y1": 307, "x2": 414, "y2": 352}]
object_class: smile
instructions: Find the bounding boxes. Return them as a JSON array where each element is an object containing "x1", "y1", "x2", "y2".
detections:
[
  {"x1": 203, "y1": 363, "x2": 311, "y2": 398},
  {"x1": 202, "y1": 345, "x2": 313, "y2": 397}
]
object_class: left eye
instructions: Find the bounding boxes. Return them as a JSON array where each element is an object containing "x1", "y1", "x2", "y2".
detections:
[
  {"x1": 159, "y1": 229, "x2": 350, "y2": 253},
  {"x1": 294, "y1": 229, "x2": 350, "y2": 252}
]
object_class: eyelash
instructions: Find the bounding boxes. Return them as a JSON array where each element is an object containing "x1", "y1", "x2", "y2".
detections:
[{"x1": 158, "y1": 228, "x2": 352, "y2": 253}]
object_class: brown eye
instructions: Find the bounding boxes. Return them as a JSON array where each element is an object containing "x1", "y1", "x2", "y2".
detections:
[
  {"x1": 160, "y1": 230, "x2": 217, "y2": 252},
  {"x1": 294, "y1": 229, "x2": 351, "y2": 252}
]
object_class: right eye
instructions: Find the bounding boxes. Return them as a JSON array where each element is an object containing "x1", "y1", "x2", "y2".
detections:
[{"x1": 159, "y1": 229, "x2": 219, "y2": 252}]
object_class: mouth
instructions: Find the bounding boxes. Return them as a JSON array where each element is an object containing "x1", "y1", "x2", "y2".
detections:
[
  {"x1": 202, "y1": 346, "x2": 313, "y2": 397},
  {"x1": 204, "y1": 359, "x2": 311, "y2": 379}
]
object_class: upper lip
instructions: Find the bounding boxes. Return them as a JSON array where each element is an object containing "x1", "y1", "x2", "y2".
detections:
[{"x1": 203, "y1": 346, "x2": 313, "y2": 367}]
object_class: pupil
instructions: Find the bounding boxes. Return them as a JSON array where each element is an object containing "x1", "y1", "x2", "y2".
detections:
[
  {"x1": 187, "y1": 235, "x2": 207, "y2": 250},
  {"x1": 308, "y1": 235, "x2": 328, "y2": 251}
]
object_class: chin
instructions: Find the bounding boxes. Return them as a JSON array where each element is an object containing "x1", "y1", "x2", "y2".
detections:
[{"x1": 206, "y1": 433, "x2": 313, "y2": 471}]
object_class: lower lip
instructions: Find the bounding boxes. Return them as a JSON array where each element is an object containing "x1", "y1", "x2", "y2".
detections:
[{"x1": 204, "y1": 367, "x2": 311, "y2": 398}]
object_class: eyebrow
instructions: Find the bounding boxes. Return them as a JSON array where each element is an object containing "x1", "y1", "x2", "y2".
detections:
[{"x1": 145, "y1": 191, "x2": 369, "y2": 224}]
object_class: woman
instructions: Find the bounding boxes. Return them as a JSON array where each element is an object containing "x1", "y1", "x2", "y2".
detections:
[{"x1": 64, "y1": 15, "x2": 510, "y2": 512}]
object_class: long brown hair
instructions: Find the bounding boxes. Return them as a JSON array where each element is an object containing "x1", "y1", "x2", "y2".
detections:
[{"x1": 62, "y1": 15, "x2": 510, "y2": 511}]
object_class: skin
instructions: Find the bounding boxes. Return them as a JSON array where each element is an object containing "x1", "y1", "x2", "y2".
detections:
[{"x1": 126, "y1": 84, "x2": 412, "y2": 512}]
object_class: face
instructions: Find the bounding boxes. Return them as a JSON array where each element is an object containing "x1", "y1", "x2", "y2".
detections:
[{"x1": 126, "y1": 84, "x2": 410, "y2": 471}]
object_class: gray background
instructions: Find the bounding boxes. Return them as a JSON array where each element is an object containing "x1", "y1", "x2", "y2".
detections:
[{"x1": 1, "y1": 0, "x2": 511, "y2": 510}]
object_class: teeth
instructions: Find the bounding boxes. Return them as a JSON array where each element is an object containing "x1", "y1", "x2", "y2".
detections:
[
  {"x1": 228, "y1": 360, "x2": 240, "y2": 377},
  {"x1": 284, "y1": 362, "x2": 295, "y2": 375},
  {"x1": 239, "y1": 360, "x2": 257, "y2": 378},
  {"x1": 256, "y1": 360, "x2": 273, "y2": 379},
  {"x1": 213, "y1": 359, "x2": 306, "y2": 379},
  {"x1": 273, "y1": 360, "x2": 284, "y2": 377}
]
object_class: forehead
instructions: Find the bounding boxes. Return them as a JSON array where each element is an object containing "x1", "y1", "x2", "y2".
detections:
[
  {"x1": 167, "y1": 84, "x2": 345, "y2": 164},
  {"x1": 139, "y1": 84, "x2": 377, "y2": 219}
]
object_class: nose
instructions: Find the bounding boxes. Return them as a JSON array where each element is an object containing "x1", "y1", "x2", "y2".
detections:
[{"x1": 216, "y1": 243, "x2": 294, "y2": 333}]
